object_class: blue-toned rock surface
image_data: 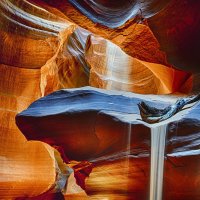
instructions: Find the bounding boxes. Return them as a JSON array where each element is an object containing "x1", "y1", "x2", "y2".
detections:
[
  {"x1": 68, "y1": 0, "x2": 171, "y2": 28},
  {"x1": 16, "y1": 87, "x2": 167, "y2": 160}
]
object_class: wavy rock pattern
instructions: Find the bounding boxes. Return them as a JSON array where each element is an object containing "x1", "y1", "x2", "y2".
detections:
[
  {"x1": 65, "y1": 26, "x2": 192, "y2": 94},
  {"x1": 41, "y1": 0, "x2": 200, "y2": 75},
  {"x1": 40, "y1": 0, "x2": 169, "y2": 65},
  {"x1": 68, "y1": 0, "x2": 171, "y2": 28},
  {"x1": 0, "y1": 0, "x2": 199, "y2": 199}
]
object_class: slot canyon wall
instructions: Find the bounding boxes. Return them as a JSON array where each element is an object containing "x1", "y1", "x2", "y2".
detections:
[{"x1": 0, "y1": 0, "x2": 200, "y2": 200}]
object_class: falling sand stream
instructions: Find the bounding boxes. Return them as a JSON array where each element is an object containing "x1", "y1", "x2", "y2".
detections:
[
  {"x1": 147, "y1": 97, "x2": 197, "y2": 200},
  {"x1": 125, "y1": 122, "x2": 167, "y2": 200},
  {"x1": 149, "y1": 124, "x2": 167, "y2": 200},
  {"x1": 123, "y1": 97, "x2": 196, "y2": 200}
]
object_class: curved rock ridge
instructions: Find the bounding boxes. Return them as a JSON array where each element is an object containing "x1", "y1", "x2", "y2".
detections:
[
  {"x1": 65, "y1": 26, "x2": 192, "y2": 94},
  {"x1": 16, "y1": 87, "x2": 159, "y2": 160},
  {"x1": 35, "y1": 0, "x2": 200, "y2": 75},
  {"x1": 0, "y1": 0, "x2": 74, "y2": 70},
  {"x1": 0, "y1": 0, "x2": 71, "y2": 38},
  {"x1": 16, "y1": 87, "x2": 168, "y2": 118},
  {"x1": 0, "y1": 0, "x2": 193, "y2": 94},
  {"x1": 39, "y1": 0, "x2": 169, "y2": 65},
  {"x1": 16, "y1": 87, "x2": 200, "y2": 199},
  {"x1": 68, "y1": 0, "x2": 171, "y2": 28},
  {"x1": 0, "y1": 0, "x2": 89, "y2": 93}
]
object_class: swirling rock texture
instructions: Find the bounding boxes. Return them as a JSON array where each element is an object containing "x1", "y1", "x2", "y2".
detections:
[{"x1": 0, "y1": 0, "x2": 200, "y2": 199}]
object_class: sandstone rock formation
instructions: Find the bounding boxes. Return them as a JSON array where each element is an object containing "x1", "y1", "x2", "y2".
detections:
[
  {"x1": 0, "y1": 0, "x2": 199, "y2": 199},
  {"x1": 148, "y1": 0, "x2": 200, "y2": 73},
  {"x1": 16, "y1": 87, "x2": 200, "y2": 200},
  {"x1": 67, "y1": 0, "x2": 171, "y2": 28},
  {"x1": 0, "y1": 1, "x2": 87, "y2": 198},
  {"x1": 85, "y1": 34, "x2": 191, "y2": 94}
]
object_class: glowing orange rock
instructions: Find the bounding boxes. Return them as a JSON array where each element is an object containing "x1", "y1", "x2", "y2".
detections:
[
  {"x1": 0, "y1": 1, "x2": 86, "y2": 198},
  {"x1": 86, "y1": 35, "x2": 191, "y2": 94},
  {"x1": 35, "y1": 0, "x2": 169, "y2": 65}
]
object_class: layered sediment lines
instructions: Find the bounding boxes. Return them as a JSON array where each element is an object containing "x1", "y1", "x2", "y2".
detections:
[
  {"x1": 68, "y1": 0, "x2": 171, "y2": 28},
  {"x1": 0, "y1": 63, "x2": 57, "y2": 198},
  {"x1": 0, "y1": 0, "x2": 193, "y2": 96},
  {"x1": 35, "y1": 0, "x2": 200, "y2": 89}
]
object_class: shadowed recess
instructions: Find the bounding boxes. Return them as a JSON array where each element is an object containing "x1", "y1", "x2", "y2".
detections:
[{"x1": 68, "y1": 0, "x2": 171, "y2": 28}]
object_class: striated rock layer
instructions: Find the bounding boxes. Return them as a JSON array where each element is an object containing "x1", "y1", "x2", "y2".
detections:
[
  {"x1": 16, "y1": 87, "x2": 200, "y2": 200},
  {"x1": 32, "y1": 0, "x2": 200, "y2": 90},
  {"x1": 67, "y1": 0, "x2": 171, "y2": 28},
  {"x1": 0, "y1": 63, "x2": 58, "y2": 199}
]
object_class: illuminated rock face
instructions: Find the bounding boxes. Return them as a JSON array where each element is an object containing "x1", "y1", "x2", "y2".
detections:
[
  {"x1": 39, "y1": 0, "x2": 170, "y2": 65},
  {"x1": 85, "y1": 34, "x2": 191, "y2": 94},
  {"x1": 0, "y1": 1, "x2": 87, "y2": 198},
  {"x1": 0, "y1": 0, "x2": 193, "y2": 95},
  {"x1": 16, "y1": 87, "x2": 200, "y2": 200}
]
